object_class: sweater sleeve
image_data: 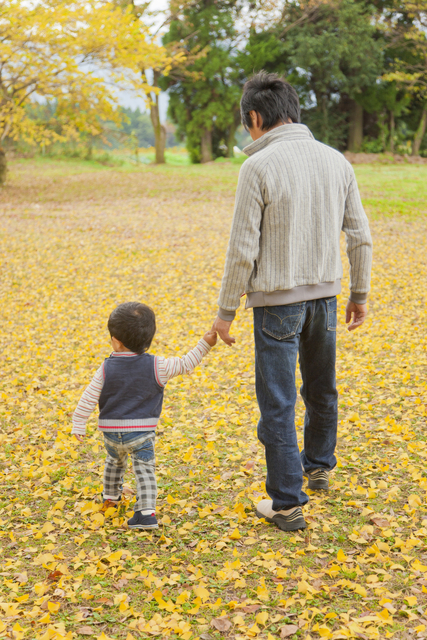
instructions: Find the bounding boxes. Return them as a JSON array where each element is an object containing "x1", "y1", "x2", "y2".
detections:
[
  {"x1": 217, "y1": 160, "x2": 265, "y2": 320},
  {"x1": 72, "y1": 365, "x2": 104, "y2": 436},
  {"x1": 154, "y1": 339, "x2": 211, "y2": 386},
  {"x1": 342, "y1": 168, "x2": 373, "y2": 304}
]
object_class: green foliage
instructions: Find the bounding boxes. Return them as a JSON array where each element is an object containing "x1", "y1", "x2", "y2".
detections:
[
  {"x1": 120, "y1": 108, "x2": 156, "y2": 148},
  {"x1": 162, "y1": 0, "x2": 427, "y2": 155},
  {"x1": 237, "y1": 29, "x2": 286, "y2": 78},
  {"x1": 7, "y1": 0, "x2": 427, "y2": 160},
  {"x1": 162, "y1": 0, "x2": 243, "y2": 163},
  {"x1": 278, "y1": 0, "x2": 383, "y2": 146},
  {"x1": 361, "y1": 82, "x2": 409, "y2": 118}
]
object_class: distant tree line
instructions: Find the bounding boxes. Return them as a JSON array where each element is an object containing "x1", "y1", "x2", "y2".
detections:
[
  {"x1": 12, "y1": 104, "x2": 180, "y2": 158},
  {"x1": 120, "y1": 108, "x2": 180, "y2": 149},
  {"x1": 1, "y1": 0, "x2": 426, "y2": 176},
  {"x1": 157, "y1": 0, "x2": 427, "y2": 162}
]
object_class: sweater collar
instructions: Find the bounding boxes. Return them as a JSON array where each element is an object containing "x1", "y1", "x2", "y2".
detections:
[{"x1": 243, "y1": 124, "x2": 315, "y2": 157}]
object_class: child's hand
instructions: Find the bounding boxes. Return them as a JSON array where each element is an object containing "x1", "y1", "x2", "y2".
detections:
[
  {"x1": 203, "y1": 330, "x2": 217, "y2": 347},
  {"x1": 74, "y1": 434, "x2": 85, "y2": 443}
]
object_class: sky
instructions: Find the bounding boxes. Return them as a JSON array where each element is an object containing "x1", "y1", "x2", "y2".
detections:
[{"x1": 116, "y1": 79, "x2": 169, "y2": 121}]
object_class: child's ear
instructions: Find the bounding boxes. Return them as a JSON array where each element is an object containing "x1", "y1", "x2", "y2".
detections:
[{"x1": 111, "y1": 336, "x2": 122, "y2": 349}]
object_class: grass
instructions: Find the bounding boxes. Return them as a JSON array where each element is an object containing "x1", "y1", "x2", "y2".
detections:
[
  {"x1": 5, "y1": 155, "x2": 427, "y2": 215},
  {"x1": 0, "y1": 158, "x2": 426, "y2": 640},
  {"x1": 354, "y1": 165, "x2": 427, "y2": 219}
]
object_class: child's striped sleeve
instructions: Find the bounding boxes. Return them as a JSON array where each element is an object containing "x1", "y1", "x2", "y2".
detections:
[
  {"x1": 155, "y1": 339, "x2": 211, "y2": 386},
  {"x1": 72, "y1": 365, "x2": 104, "y2": 435}
]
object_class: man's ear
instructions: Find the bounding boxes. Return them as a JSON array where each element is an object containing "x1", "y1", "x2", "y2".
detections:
[{"x1": 249, "y1": 110, "x2": 263, "y2": 129}]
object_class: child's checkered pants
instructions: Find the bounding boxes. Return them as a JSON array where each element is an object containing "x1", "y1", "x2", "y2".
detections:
[{"x1": 102, "y1": 431, "x2": 157, "y2": 512}]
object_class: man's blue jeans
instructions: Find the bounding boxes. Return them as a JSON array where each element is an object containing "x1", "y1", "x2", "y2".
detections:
[{"x1": 253, "y1": 297, "x2": 338, "y2": 511}]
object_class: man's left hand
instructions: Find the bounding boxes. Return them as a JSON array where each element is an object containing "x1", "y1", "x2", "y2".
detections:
[
  {"x1": 212, "y1": 316, "x2": 235, "y2": 346},
  {"x1": 346, "y1": 301, "x2": 368, "y2": 331}
]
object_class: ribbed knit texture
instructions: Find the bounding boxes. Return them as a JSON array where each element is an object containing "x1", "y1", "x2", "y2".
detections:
[
  {"x1": 98, "y1": 353, "x2": 163, "y2": 430},
  {"x1": 218, "y1": 124, "x2": 373, "y2": 317}
]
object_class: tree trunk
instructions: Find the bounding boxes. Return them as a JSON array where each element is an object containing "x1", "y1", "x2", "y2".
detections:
[
  {"x1": 379, "y1": 110, "x2": 387, "y2": 152},
  {"x1": 149, "y1": 101, "x2": 166, "y2": 164},
  {"x1": 412, "y1": 104, "x2": 427, "y2": 156},
  {"x1": 389, "y1": 111, "x2": 395, "y2": 153},
  {"x1": 201, "y1": 128, "x2": 213, "y2": 163},
  {"x1": 0, "y1": 147, "x2": 7, "y2": 186},
  {"x1": 149, "y1": 70, "x2": 166, "y2": 164},
  {"x1": 348, "y1": 100, "x2": 363, "y2": 152}
]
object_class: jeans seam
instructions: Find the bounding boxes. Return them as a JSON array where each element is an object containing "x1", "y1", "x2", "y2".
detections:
[
  {"x1": 326, "y1": 299, "x2": 337, "y2": 331},
  {"x1": 302, "y1": 299, "x2": 316, "y2": 331}
]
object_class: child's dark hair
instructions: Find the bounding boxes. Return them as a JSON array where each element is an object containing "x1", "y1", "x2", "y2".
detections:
[
  {"x1": 241, "y1": 70, "x2": 300, "y2": 131},
  {"x1": 108, "y1": 302, "x2": 156, "y2": 354}
]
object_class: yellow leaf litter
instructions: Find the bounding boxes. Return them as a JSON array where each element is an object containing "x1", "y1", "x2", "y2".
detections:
[{"x1": 0, "y1": 160, "x2": 427, "y2": 640}]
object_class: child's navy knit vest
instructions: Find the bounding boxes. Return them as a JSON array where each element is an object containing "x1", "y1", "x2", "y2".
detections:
[{"x1": 98, "y1": 353, "x2": 164, "y2": 432}]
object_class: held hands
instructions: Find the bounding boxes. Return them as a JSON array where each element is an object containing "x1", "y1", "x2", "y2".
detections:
[
  {"x1": 74, "y1": 434, "x2": 85, "y2": 442},
  {"x1": 203, "y1": 330, "x2": 218, "y2": 347},
  {"x1": 212, "y1": 316, "x2": 235, "y2": 346},
  {"x1": 346, "y1": 300, "x2": 368, "y2": 331}
]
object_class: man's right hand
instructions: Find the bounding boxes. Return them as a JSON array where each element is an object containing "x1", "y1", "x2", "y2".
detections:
[
  {"x1": 346, "y1": 301, "x2": 368, "y2": 331},
  {"x1": 212, "y1": 316, "x2": 236, "y2": 346}
]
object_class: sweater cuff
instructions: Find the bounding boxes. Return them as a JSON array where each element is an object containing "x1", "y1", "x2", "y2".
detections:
[
  {"x1": 349, "y1": 291, "x2": 368, "y2": 305},
  {"x1": 218, "y1": 307, "x2": 236, "y2": 322}
]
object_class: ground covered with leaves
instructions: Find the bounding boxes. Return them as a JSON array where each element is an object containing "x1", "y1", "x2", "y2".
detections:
[{"x1": 1, "y1": 158, "x2": 427, "y2": 640}]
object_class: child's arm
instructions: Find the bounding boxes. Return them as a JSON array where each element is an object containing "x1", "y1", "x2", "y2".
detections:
[
  {"x1": 155, "y1": 331, "x2": 217, "y2": 386},
  {"x1": 72, "y1": 365, "x2": 104, "y2": 440}
]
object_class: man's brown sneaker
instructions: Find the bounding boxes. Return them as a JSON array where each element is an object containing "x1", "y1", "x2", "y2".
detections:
[
  {"x1": 304, "y1": 468, "x2": 329, "y2": 491},
  {"x1": 256, "y1": 499, "x2": 306, "y2": 531}
]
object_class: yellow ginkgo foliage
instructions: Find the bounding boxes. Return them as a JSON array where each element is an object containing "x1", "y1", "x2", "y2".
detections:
[{"x1": 0, "y1": 0, "x2": 169, "y2": 178}]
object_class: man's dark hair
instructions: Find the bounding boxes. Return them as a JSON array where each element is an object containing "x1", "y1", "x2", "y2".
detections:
[
  {"x1": 241, "y1": 70, "x2": 301, "y2": 131},
  {"x1": 108, "y1": 302, "x2": 156, "y2": 354}
]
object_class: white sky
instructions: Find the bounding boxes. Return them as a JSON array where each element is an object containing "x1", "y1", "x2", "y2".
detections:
[{"x1": 116, "y1": 82, "x2": 169, "y2": 120}]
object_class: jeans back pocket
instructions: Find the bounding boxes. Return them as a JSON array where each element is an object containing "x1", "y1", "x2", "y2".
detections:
[
  {"x1": 262, "y1": 303, "x2": 305, "y2": 340},
  {"x1": 326, "y1": 297, "x2": 337, "y2": 331}
]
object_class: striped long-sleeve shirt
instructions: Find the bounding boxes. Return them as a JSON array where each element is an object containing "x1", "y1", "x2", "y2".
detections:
[{"x1": 72, "y1": 339, "x2": 211, "y2": 436}]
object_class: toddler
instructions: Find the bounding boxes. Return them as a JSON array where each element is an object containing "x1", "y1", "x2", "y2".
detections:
[{"x1": 72, "y1": 301, "x2": 216, "y2": 529}]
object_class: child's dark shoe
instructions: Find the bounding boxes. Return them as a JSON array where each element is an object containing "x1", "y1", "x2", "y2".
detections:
[
  {"x1": 101, "y1": 493, "x2": 121, "y2": 508},
  {"x1": 127, "y1": 511, "x2": 158, "y2": 529}
]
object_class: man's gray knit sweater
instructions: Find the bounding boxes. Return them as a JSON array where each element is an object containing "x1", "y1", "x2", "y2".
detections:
[{"x1": 218, "y1": 124, "x2": 373, "y2": 321}]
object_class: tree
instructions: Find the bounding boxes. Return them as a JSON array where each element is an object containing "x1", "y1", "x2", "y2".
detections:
[
  {"x1": 113, "y1": 0, "x2": 186, "y2": 164},
  {"x1": 383, "y1": 0, "x2": 427, "y2": 155},
  {"x1": 0, "y1": 0, "x2": 167, "y2": 181},
  {"x1": 161, "y1": 0, "x2": 244, "y2": 163},
  {"x1": 359, "y1": 81, "x2": 410, "y2": 152},
  {"x1": 270, "y1": 0, "x2": 384, "y2": 149}
]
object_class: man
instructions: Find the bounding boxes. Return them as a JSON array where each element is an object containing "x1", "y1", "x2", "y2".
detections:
[{"x1": 212, "y1": 71, "x2": 372, "y2": 532}]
